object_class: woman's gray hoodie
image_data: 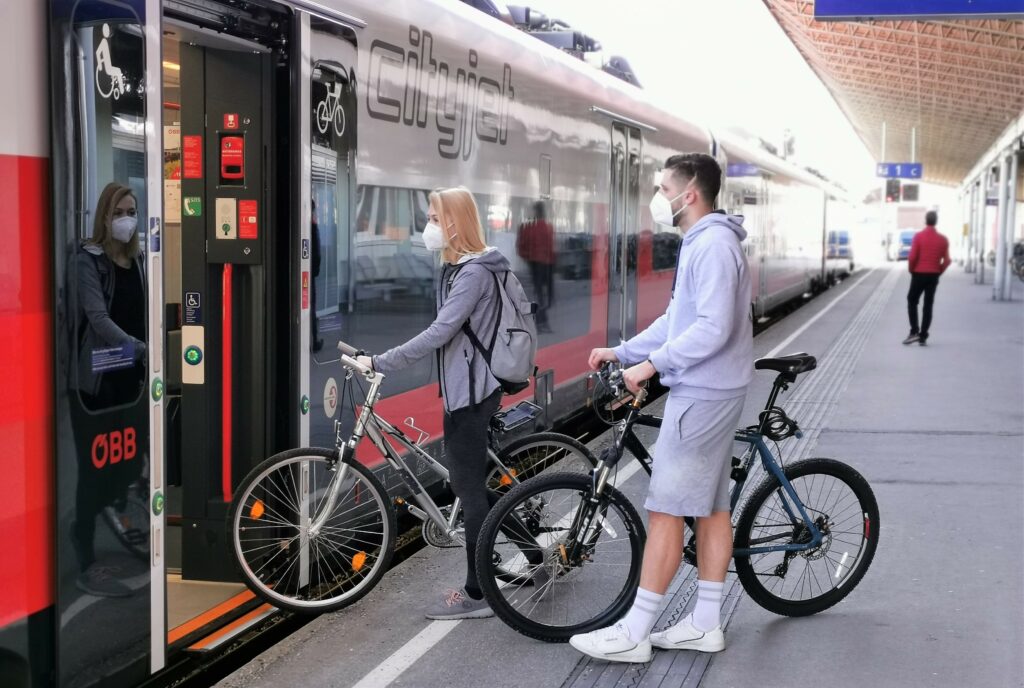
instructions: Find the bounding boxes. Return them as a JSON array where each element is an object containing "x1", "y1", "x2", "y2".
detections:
[
  {"x1": 613, "y1": 211, "x2": 753, "y2": 400},
  {"x1": 372, "y1": 249, "x2": 509, "y2": 412}
]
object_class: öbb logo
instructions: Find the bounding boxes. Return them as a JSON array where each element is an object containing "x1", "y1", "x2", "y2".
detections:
[{"x1": 91, "y1": 428, "x2": 138, "y2": 469}]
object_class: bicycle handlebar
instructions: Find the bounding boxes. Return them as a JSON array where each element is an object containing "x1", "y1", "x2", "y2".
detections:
[
  {"x1": 336, "y1": 340, "x2": 378, "y2": 379},
  {"x1": 337, "y1": 340, "x2": 359, "y2": 357}
]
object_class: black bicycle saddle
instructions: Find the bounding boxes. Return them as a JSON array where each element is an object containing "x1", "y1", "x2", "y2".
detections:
[{"x1": 754, "y1": 353, "x2": 817, "y2": 376}]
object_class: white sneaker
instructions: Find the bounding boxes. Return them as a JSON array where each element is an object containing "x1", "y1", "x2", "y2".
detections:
[
  {"x1": 650, "y1": 614, "x2": 725, "y2": 653},
  {"x1": 569, "y1": 622, "x2": 652, "y2": 663}
]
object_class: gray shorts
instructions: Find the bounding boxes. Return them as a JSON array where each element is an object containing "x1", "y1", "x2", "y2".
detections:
[{"x1": 644, "y1": 394, "x2": 746, "y2": 517}]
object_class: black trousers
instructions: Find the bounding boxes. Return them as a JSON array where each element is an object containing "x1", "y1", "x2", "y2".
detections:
[
  {"x1": 907, "y1": 273, "x2": 940, "y2": 338},
  {"x1": 528, "y1": 261, "x2": 554, "y2": 326},
  {"x1": 444, "y1": 389, "x2": 503, "y2": 593}
]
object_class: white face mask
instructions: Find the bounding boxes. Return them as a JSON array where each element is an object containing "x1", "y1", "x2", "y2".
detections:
[
  {"x1": 111, "y1": 215, "x2": 138, "y2": 243},
  {"x1": 422, "y1": 222, "x2": 452, "y2": 251},
  {"x1": 649, "y1": 190, "x2": 687, "y2": 227}
]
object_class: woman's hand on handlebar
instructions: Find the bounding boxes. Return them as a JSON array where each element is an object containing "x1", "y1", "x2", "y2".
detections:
[
  {"x1": 355, "y1": 355, "x2": 373, "y2": 370},
  {"x1": 588, "y1": 347, "x2": 619, "y2": 371}
]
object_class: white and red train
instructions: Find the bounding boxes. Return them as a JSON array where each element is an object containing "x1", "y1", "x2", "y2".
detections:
[{"x1": 1, "y1": 1, "x2": 852, "y2": 685}]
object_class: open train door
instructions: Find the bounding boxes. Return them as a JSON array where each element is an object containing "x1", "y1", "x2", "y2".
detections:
[{"x1": 49, "y1": 0, "x2": 167, "y2": 683}]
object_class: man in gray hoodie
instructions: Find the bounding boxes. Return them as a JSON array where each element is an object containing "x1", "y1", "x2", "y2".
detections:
[{"x1": 571, "y1": 153, "x2": 753, "y2": 662}]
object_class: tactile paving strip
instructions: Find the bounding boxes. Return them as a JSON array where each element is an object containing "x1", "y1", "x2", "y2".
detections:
[{"x1": 562, "y1": 268, "x2": 899, "y2": 688}]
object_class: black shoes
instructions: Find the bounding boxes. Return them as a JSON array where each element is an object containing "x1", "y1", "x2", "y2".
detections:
[{"x1": 902, "y1": 332, "x2": 920, "y2": 345}]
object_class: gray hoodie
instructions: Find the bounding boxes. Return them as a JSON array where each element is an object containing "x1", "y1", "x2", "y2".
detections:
[
  {"x1": 614, "y1": 211, "x2": 753, "y2": 399},
  {"x1": 372, "y1": 249, "x2": 509, "y2": 412}
]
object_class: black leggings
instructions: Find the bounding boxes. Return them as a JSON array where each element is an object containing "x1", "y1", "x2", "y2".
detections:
[{"x1": 444, "y1": 389, "x2": 503, "y2": 594}]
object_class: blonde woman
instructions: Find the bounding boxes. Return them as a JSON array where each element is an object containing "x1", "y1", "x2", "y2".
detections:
[{"x1": 358, "y1": 187, "x2": 511, "y2": 619}]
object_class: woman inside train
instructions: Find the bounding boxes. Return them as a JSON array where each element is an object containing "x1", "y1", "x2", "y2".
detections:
[{"x1": 357, "y1": 186, "x2": 518, "y2": 620}]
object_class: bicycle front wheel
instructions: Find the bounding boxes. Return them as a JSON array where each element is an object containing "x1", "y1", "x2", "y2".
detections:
[
  {"x1": 475, "y1": 472, "x2": 645, "y2": 642},
  {"x1": 229, "y1": 448, "x2": 396, "y2": 614},
  {"x1": 733, "y1": 458, "x2": 879, "y2": 617},
  {"x1": 492, "y1": 432, "x2": 598, "y2": 488}
]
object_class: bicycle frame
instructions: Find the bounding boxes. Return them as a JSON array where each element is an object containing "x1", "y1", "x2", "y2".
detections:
[
  {"x1": 311, "y1": 357, "x2": 514, "y2": 542},
  {"x1": 587, "y1": 375, "x2": 823, "y2": 560},
  {"x1": 729, "y1": 429, "x2": 823, "y2": 557}
]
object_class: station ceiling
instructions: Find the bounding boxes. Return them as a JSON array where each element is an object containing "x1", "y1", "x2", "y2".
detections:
[{"x1": 763, "y1": 1, "x2": 1024, "y2": 186}]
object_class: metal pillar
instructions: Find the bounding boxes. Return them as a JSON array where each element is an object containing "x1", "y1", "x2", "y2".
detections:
[
  {"x1": 994, "y1": 153, "x2": 1011, "y2": 299},
  {"x1": 975, "y1": 172, "x2": 988, "y2": 284},
  {"x1": 1002, "y1": 151, "x2": 1020, "y2": 299},
  {"x1": 969, "y1": 179, "x2": 980, "y2": 275}
]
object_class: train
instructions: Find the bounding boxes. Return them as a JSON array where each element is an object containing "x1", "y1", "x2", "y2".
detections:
[{"x1": 1, "y1": 0, "x2": 855, "y2": 686}]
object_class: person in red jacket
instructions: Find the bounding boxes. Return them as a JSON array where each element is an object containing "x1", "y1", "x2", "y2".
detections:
[{"x1": 903, "y1": 210, "x2": 950, "y2": 345}]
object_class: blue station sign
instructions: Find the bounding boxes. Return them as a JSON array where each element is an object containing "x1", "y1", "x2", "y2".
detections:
[
  {"x1": 876, "y1": 162, "x2": 923, "y2": 179},
  {"x1": 816, "y1": 0, "x2": 1024, "y2": 20}
]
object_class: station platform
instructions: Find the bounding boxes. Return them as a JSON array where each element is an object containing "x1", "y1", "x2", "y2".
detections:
[{"x1": 217, "y1": 264, "x2": 1023, "y2": 688}]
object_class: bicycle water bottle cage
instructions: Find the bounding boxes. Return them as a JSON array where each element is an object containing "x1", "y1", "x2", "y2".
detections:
[{"x1": 403, "y1": 417, "x2": 430, "y2": 445}]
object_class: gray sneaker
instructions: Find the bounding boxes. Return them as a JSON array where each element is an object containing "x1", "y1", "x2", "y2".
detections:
[
  {"x1": 424, "y1": 588, "x2": 493, "y2": 620},
  {"x1": 76, "y1": 565, "x2": 132, "y2": 598}
]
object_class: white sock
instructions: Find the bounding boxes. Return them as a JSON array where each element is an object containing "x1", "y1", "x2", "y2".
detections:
[
  {"x1": 621, "y1": 587, "x2": 663, "y2": 641},
  {"x1": 691, "y1": 579, "x2": 724, "y2": 632}
]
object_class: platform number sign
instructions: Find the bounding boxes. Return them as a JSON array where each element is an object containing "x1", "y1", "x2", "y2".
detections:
[{"x1": 876, "y1": 162, "x2": 923, "y2": 179}]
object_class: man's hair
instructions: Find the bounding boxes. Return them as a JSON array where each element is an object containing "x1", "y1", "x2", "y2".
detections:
[
  {"x1": 664, "y1": 153, "x2": 722, "y2": 206},
  {"x1": 925, "y1": 210, "x2": 938, "y2": 226}
]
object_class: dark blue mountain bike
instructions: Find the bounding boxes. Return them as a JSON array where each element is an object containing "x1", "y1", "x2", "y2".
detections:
[{"x1": 475, "y1": 354, "x2": 880, "y2": 642}]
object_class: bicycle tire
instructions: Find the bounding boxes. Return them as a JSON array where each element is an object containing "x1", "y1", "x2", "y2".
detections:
[
  {"x1": 475, "y1": 472, "x2": 645, "y2": 643},
  {"x1": 733, "y1": 458, "x2": 879, "y2": 617},
  {"x1": 493, "y1": 432, "x2": 598, "y2": 485},
  {"x1": 228, "y1": 447, "x2": 396, "y2": 614}
]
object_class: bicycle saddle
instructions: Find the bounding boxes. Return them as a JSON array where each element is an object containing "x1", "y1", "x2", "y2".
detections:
[{"x1": 754, "y1": 353, "x2": 817, "y2": 376}]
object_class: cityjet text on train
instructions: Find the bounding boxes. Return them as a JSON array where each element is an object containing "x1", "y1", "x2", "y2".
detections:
[{"x1": 368, "y1": 26, "x2": 514, "y2": 160}]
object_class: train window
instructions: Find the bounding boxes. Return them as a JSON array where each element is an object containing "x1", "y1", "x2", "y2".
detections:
[
  {"x1": 652, "y1": 231, "x2": 681, "y2": 271},
  {"x1": 64, "y1": 19, "x2": 149, "y2": 415}
]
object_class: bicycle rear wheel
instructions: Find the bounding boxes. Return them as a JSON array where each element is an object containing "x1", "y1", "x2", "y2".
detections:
[
  {"x1": 228, "y1": 448, "x2": 396, "y2": 614},
  {"x1": 491, "y1": 432, "x2": 597, "y2": 488},
  {"x1": 475, "y1": 472, "x2": 645, "y2": 643},
  {"x1": 733, "y1": 458, "x2": 879, "y2": 617}
]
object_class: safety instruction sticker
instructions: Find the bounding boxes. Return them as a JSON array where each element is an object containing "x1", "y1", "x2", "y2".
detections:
[
  {"x1": 92, "y1": 342, "x2": 135, "y2": 373},
  {"x1": 215, "y1": 198, "x2": 237, "y2": 239},
  {"x1": 183, "y1": 135, "x2": 203, "y2": 179},
  {"x1": 239, "y1": 200, "x2": 258, "y2": 239}
]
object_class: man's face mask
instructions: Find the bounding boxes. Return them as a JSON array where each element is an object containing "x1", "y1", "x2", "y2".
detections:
[{"x1": 649, "y1": 182, "x2": 692, "y2": 227}]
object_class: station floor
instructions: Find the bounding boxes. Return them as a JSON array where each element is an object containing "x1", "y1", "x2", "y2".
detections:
[{"x1": 217, "y1": 263, "x2": 1024, "y2": 688}]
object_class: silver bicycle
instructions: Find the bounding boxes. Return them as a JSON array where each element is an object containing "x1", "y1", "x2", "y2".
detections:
[{"x1": 228, "y1": 340, "x2": 597, "y2": 613}]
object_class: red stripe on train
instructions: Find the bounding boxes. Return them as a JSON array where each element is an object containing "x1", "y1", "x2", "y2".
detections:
[{"x1": 0, "y1": 154, "x2": 55, "y2": 626}]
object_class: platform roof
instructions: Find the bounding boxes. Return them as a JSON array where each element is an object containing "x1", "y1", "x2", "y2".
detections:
[{"x1": 763, "y1": 1, "x2": 1024, "y2": 186}]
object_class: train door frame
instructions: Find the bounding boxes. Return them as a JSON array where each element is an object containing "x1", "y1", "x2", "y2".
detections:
[
  {"x1": 607, "y1": 122, "x2": 642, "y2": 345},
  {"x1": 299, "y1": 12, "x2": 362, "y2": 453}
]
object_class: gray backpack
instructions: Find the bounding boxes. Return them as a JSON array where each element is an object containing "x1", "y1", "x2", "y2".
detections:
[{"x1": 448, "y1": 267, "x2": 537, "y2": 395}]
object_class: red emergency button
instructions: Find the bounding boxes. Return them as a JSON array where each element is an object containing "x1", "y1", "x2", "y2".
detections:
[{"x1": 220, "y1": 136, "x2": 244, "y2": 180}]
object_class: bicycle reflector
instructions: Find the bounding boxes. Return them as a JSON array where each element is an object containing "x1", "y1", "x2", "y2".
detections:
[
  {"x1": 352, "y1": 551, "x2": 367, "y2": 572},
  {"x1": 249, "y1": 500, "x2": 265, "y2": 520}
]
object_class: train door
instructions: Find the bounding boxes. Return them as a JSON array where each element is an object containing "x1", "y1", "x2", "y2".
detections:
[
  {"x1": 158, "y1": 1, "x2": 294, "y2": 649},
  {"x1": 304, "y1": 16, "x2": 360, "y2": 449},
  {"x1": 49, "y1": 0, "x2": 165, "y2": 683},
  {"x1": 607, "y1": 123, "x2": 641, "y2": 345}
]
